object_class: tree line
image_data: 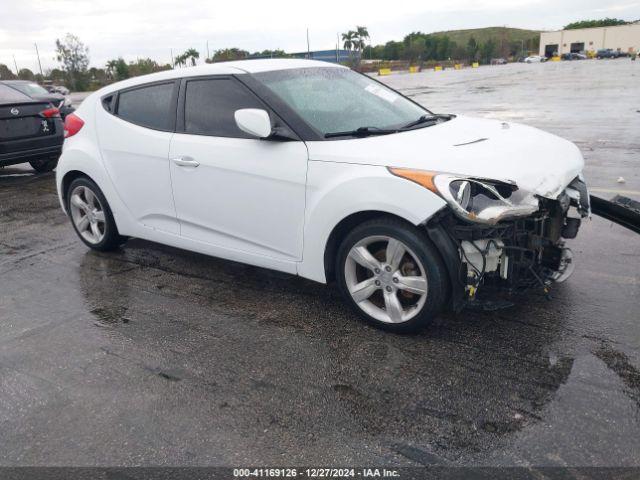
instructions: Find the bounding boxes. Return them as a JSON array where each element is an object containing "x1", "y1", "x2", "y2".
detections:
[
  {"x1": 563, "y1": 18, "x2": 635, "y2": 30},
  {"x1": 0, "y1": 31, "x2": 533, "y2": 90},
  {"x1": 0, "y1": 18, "x2": 629, "y2": 91},
  {"x1": 362, "y1": 32, "x2": 539, "y2": 64},
  {"x1": 0, "y1": 34, "x2": 291, "y2": 91}
]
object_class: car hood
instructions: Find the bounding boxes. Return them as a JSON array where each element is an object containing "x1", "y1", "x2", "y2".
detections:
[{"x1": 306, "y1": 115, "x2": 584, "y2": 199}]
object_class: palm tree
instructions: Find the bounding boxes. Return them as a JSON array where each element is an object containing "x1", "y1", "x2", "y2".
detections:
[
  {"x1": 356, "y1": 26, "x2": 369, "y2": 44},
  {"x1": 355, "y1": 25, "x2": 370, "y2": 59},
  {"x1": 341, "y1": 31, "x2": 356, "y2": 51},
  {"x1": 342, "y1": 27, "x2": 369, "y2": 65},
  {"x1": 183, "y1": 48, "x2": 200, "y2": 66},
  {"x1": 106, "y1": 59, "x2": 118, "y2": 79},
  {"x1": 174, "y1": 54, "x2": 186, "y2": 68}
]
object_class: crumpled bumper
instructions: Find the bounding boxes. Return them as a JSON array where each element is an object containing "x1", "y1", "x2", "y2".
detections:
[{"x1": 425, "y1": 176, "x2": 591, "y2": 311}]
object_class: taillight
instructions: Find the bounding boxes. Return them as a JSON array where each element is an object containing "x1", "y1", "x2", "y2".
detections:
[
  {"x1": 64, "y1": 113, "x2": 84, "y2": 138},
  {"x1": 39, "y1": 107, "x2": 60, "y2": 118}
]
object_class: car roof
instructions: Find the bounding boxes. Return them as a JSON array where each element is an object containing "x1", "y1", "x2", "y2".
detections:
[
  {"x1": 219, "y1": 58, "x2": 346, "y2": 73},
  {"x1": 98, "y1": 58, "x2": 346, "y2": 95}
]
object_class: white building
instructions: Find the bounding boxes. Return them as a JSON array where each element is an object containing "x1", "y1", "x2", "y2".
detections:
[{"x1": 539, "y1": 23, "x2": 640, "y2": 57}]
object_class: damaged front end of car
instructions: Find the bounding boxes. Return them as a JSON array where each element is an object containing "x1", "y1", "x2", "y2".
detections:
[{"x1": 422, "y1": 174, "x2": 591, "y2": 311}]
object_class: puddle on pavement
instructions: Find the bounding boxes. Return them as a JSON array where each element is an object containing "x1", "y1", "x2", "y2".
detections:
[
  {"x1": 91, "y1": 305, "x2": 131, "y2": 326},
  {"x1": 594, "y1": 343, "x2": 640, "y2": 409},
  {"x1": 74, "y1": 242, "x2": 591, "y2": 456}
]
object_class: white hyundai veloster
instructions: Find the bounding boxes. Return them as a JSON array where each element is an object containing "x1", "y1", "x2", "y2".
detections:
[{"x1": 57, "y1": 59, "x2": 589, "y2": 332}]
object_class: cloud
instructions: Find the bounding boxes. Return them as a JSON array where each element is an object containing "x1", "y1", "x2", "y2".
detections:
[{"x1": 1, "y1": 0, "x2": 638, "y2": 73}]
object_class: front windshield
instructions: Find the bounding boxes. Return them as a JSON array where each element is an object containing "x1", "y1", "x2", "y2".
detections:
[
  {"x1": 11, "y1": 82, "x2": 49, "y2": 96},
  {"x1": 253, "y1": 67, "x2": 429, "y2": 136}
]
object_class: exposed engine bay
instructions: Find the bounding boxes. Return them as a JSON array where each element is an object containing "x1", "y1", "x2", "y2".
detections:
[{"x1": 426, "y1": 176, "x2": 591, "y2": 310}]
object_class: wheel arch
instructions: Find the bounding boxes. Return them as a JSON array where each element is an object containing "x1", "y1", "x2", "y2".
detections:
[
  {"x1": 326, "y1": 211, "x2": 462, "y2": 314},
  {"x1": 56, "y1": 140, "x2": 137, "y2": 236},
  {"x1": 323, "y1": 210, "x2": 417, "y2": 283},
  {"x1": 297, "y1": 163, "x2": 447, "y2": 284},
  {"x1": 60, "y1": 170, "x2": 91, "y2": 211}
]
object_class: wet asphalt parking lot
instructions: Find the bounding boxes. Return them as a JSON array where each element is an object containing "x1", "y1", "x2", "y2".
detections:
[{"x1": 1, "y1": 60, "x2": 639, "y2": 467}]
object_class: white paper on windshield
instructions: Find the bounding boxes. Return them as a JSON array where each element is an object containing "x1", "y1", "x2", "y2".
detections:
[{"x1": 364, "y1": 84, "x2": 400, "y2": 103}]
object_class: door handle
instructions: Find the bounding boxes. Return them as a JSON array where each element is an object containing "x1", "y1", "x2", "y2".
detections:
[{"x1": 172, "y1": 156, "x2": 199, "y2": 167}]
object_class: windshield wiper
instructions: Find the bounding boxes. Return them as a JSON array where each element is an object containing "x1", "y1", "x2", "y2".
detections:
[
  {"x1": 324, "y1": 126, "x2": 398, "y2": 138},
  {"x1": 399, "y1": 114, "x2": 440, "y2": 130}
]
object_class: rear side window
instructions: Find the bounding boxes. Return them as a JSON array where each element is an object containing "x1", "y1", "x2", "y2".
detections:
[
  {"x1": 116, "y1": 82, "x2": 175, "y2": 131},
  {"x1": 184, "y1": 78, "x2": 264, "y2": 138},
  {"x1": 102, "y1": 94, "x2": 115, "y2": 113},
  {"x1": 0, "y1": 84, "x2": 31, "y2": 103}
]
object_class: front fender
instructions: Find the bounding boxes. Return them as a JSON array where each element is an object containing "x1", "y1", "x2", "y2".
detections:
[{"x1": 298, "y1": 161, "x2": 446, "y2": 283}]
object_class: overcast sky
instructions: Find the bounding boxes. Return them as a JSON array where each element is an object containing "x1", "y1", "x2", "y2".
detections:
[{"x1": 1, "y1": 0, "x2": 639, "y2": 73}]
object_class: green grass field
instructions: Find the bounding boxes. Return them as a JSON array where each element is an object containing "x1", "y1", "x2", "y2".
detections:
[{"x1": 430, "y1": 26, "x2": 540, "y2": 45}]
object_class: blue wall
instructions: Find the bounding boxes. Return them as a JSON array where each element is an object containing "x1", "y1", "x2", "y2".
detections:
[{"x1": 289, "y1": 49, "x2": 359, "y2": 63}]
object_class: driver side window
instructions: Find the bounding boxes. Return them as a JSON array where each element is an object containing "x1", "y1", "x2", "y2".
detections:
[{"x1": 184, "y1": 78, "x2": 264, "y2": 138}]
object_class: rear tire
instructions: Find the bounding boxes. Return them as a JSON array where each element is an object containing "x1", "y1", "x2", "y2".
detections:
[
  {"x1": 29, "y1": 157, "x2": 58, "y2": 173},
  {"x1": 66, "y1": 177, "x2": 127, "y2": 251},
  {"x1": 335, "y1": 217, "x2": 449, "y2": 333}
]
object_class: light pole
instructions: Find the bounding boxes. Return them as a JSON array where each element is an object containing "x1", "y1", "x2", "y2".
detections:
[{"x1": 35, "y1": 43, "x2": 43, "y2": 77}]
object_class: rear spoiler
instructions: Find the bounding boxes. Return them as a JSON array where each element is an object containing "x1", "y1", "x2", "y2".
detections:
[{"x1": 590, "y1": 195, "x2": 640, "y2": 234}]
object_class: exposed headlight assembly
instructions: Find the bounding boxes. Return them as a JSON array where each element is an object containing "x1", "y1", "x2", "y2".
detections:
[{"x1": 389, "y1": 168, "x2": 539, "y2": 224}]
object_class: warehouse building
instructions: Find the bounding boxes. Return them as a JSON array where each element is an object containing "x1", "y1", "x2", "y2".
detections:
[{"x1": 539, "y1": 23, "x2": 640, "y2": 57}]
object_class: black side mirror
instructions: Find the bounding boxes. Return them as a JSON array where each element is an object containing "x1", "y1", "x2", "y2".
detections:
[{"x1": 267, "y1": 125, "x2": 299, "y2": 142}]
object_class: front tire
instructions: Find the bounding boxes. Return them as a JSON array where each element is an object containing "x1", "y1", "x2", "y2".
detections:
[
  {"x1": 336, "y1": 217, "x2": 449, "y2": 333},
  {"x1": 66, "y1": 177, "x2": 126, "y2": 251}
]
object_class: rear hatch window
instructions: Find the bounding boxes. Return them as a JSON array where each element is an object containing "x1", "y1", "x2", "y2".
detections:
[{"x1": 0, "y1": 84, "x2": 31, "y2": 105}]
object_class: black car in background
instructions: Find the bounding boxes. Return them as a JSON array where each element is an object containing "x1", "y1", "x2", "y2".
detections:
[
  {"x1": 0, "y1": 80, "x2": 74, "y2": 119},
  {"x1": 561, "y1": 52, "x2": 587, "y2": 60},
  {"x1": 597, "y1": 49, "x2": 621, "y2": 59},
  {"x1": 0, "y1": 83, "x2": 64, "y2": 172}
]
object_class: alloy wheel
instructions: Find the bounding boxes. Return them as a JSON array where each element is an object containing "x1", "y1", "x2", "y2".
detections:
[
  {"x1": 344, "y1": 235, "x2": 428, "y2": 323},
  {"x1": 69, "y1": 185, "x2": 106, "y2": 244}
]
